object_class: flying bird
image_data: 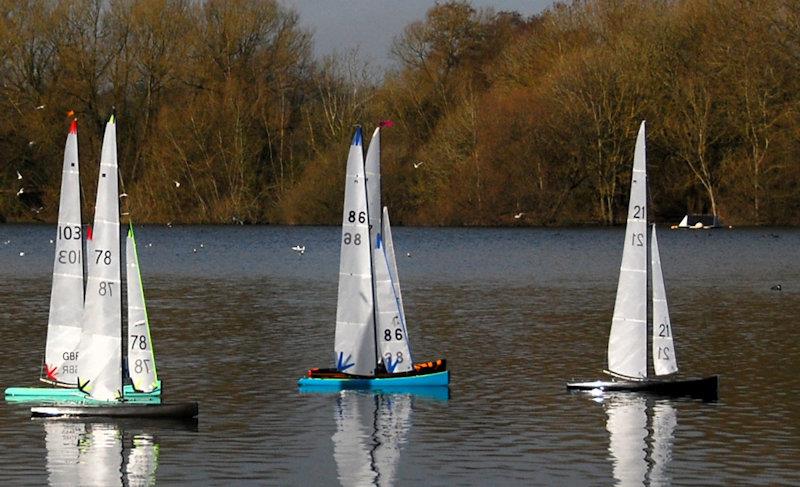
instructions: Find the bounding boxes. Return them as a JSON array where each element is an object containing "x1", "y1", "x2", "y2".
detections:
[
  {"x1": 292, "y1": 245, "x2": 305, "y2": 255},
  {"x1": 514, "y1": 212, "x2": 524, "y2": 219},
  {"x1": 16, "y1": 188, "x2": 24, "y2": 196},
  {"x1": 16, "y1": 170, "x2": 22, "y2": 180},
  {"x1": 173, "y1": 180, "x2": 180, "y2": 188},
  {"x1": 35, "y1": 105, "x2": 45, "y2": 110},
  {"x1": 413, "y1": 161, "x2": 424, "y2": 169}
]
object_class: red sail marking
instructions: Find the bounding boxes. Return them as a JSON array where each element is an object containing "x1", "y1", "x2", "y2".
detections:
[
  {"x1": 69, "y1": 119, "x2": 77, "y2": 134},
  {"x1": 44, "y1": 364, "x2": 58, "y2": 381},
  {"x1": 86, "y1": 225, "x2": 93, "y2": 240},
  {"x1": 379, "y1": 119, "x2": 394, "y2": 128}
]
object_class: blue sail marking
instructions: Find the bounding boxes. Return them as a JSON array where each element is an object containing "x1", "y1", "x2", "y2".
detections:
[
  {"x1": 352, "y1": 127, "x2": 362, "y2": 146},
  {"x1": 337, "y1": 352, "x2": 355, "y2": 372}
]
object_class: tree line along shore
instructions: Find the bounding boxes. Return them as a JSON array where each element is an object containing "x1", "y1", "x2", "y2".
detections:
[{"x1": 1, "y1": 0, "x2": 798, "y2": 226}]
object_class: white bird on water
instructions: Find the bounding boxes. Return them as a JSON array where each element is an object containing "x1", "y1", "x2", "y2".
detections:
[
  {"x1": 292, "y1": 245, "x2": 305, "y2": 255},
  {"x1": 514, "y1": 212, "x2": 524, "y2": 219}
]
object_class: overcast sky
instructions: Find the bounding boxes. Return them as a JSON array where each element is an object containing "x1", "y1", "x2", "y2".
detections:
[{"x1": 279, "y1": 0, "x2": 555, "y2": 70}]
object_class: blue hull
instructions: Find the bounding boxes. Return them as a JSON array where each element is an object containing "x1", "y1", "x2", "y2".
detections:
[{"x1": 298, "y1": 370, "x2": 449, "y2": 390}]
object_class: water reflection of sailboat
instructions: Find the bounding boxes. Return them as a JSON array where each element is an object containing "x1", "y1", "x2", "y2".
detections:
[
  {"x1": 602, "y1": 394, "x2": 677, "y2": 487},
  {"x1": 42, "y1": 421, "x2": 161, "y2": 486},
  {"x1": 333, "y1": 391, "x2": 428, "y2": 487}
]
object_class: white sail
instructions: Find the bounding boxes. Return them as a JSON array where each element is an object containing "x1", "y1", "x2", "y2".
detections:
[
  {"x1": 651, "y1": 226, "x2": 678, "y2": 376},
  {"x1": 382, "y1": 207, "x2": 405, "y2": 319},
  {"x1": 334, "y1": 128, "x2": 376, "y2": 376},
  {"x1": 608, "y1": 121, "x2": 648, "y2": 379},
  {"x1": 375, "y1": 208, "x2": 412, "y2": 373},
  {"x1": 649, "y1": 401, "x2": 677, "y2": 485},
  {"x1": 365, "y1": 126, "x2": 381, "y2": 249},
  {"x1": 44, "y1": 119, "x2": 84, "y2": 385},
  {"x1": 126, "y1": 224, "x2": 159, "y2": 392},
  {"x1": 606, "y1": 394, "x2": 648, "y2": 487},
  {"x1": 77, "y1": 116, "x2": 122, "y2": 401}
]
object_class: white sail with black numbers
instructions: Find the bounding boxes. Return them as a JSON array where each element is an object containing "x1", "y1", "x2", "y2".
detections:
[
  {"x1": 44, "y1": 119, "x2": 84, "y2": 386},
  {"x1": 77, "y1": 116, "x2": 122, "y2": 401},
  {"x1": 651, "y1": 225, "x2": 678, "y2": 376},
  {"x1": 126, "y1": 224, "x2": 159, "y2": 392},
  {"x1": 334, "y1": 127, "x2": 376, "y2": 376},
  {"x1": 608, "y1": 121, "x2": 648, "y2": 379},
  {"x1": 375, "y1": 208, "x2": 412, "y2": 373}
]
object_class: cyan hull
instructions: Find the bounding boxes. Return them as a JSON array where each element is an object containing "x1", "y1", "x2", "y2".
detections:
[
  {"x1": 298, "y1": 370, "x2": 449, "y2": 390},
  {"x1": 4, "y1": 380, "x2": 162, "y2": 403}
]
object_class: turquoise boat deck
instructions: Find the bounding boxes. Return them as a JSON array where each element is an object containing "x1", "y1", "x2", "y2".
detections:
[{"x1": 4, "y1": 380, "x2": 162, "y2": 403}]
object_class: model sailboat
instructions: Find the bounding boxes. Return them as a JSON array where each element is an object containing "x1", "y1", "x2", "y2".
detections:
[
  {"x1": 299, "y1": 126, "x2": 448, "y2": 389},
  {"x1": 27, "y1": 115, "x2": 194, "y2": 418},
  {"x1": 566, "y1": 121, "x2": 718, "y2": 399},
  {"x1": 4, "y1": 119, "x2": 160, "y2": 402}
]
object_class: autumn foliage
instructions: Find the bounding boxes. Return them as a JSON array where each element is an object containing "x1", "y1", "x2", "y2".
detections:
[{"x1": 1, "y1": 0, "x2": 798, "y2": 226}]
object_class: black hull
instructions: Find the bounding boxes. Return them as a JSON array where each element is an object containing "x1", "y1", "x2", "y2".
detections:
[
  {"x1": 566, "y1": 375, "x2": 719, "y2": 400},
  {"x1": 31, "y1": 402, "x2": 199, "y2": 419}
]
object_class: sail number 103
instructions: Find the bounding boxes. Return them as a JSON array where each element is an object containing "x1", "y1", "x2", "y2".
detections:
[{"x1": 58, "y1": 225, "x2": 81, "y2": 240}]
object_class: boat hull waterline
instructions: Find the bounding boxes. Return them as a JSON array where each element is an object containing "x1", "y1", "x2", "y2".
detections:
[
  {"x1": 4, "y1": 380, "x2": 162, "y2": 401},
  {"x1": 299, "y1": 361, "x2": 449, "y2": 389},
  {"x1": 30, "y1": 401, "x2": 198, "y2": 419},
  {"x1": 566, "y1": 375, "x2": 719, "y2": 400}
]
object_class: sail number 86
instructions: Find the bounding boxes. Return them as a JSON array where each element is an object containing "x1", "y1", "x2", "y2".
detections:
[
  {"x1": 384, "y1": 328, "x2": 403, "y2": 341},
  {"x1": 347, "y1": 211, "x2": 366, "y2": 224}
]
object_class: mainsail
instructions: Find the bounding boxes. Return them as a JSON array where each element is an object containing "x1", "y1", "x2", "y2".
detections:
[
  {"x1": 334, "y1": 127, "x2": 376, "y2": 376},
  {"x1": 375, "y1": 208, "x2": 412, "y2": 373},
  {"x1": 651, "y1": 225, "x2": 678, "y2": 376},
  {"x1": 126, "y1": 224, "x2": 159, "y2": 392},
  {"x1": 77, "y1": 116, "x2": 122, "y2": 401},
  {"x1": 44, "y1": 119, "x2": 84, "y2": 385},
  {"x1": 608, "y1": 121, "x2": 648, "y2": 379}
]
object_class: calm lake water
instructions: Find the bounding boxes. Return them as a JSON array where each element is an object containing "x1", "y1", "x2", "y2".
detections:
[{"x1": 0, "y1": 224, "x2": 797, "y2": 486}]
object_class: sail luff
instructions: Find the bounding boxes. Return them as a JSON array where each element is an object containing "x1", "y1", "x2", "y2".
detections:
[
  {"x1": 334, "y1": 127, "x2": 376, "y2": 376},
  {"x1": 44, "y1": 119, "x2": 84, "y2": 385},
  {"x1": 651, "y1": 225, "x2": 678, "y2": 375},
  {"x1": 607, "y1": 120, "x2": 648, "y2": 379},
  {"x1": 374, "y1": 209, "x2": 413, "y2": 373},
  {"x1": 126, "y1": 223, "x2": 159, "y2": 391},
  {"x1": 365, "y1": 127, "x2": 381, "y2": 249},
  {"x1": 76, "y1": 116, "x2": 122, "y2": 401}
]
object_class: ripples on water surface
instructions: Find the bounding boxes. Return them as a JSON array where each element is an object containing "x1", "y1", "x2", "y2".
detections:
[{"x1": 0, "y1": 225, "x2": 798, "y2": 485}]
